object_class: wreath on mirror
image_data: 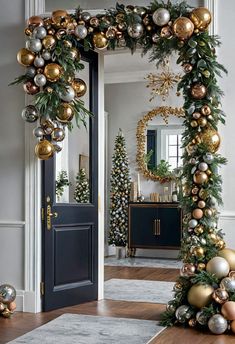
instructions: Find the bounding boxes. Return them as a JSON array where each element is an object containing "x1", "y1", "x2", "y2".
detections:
[{"x1": 11, "y1": 1, "x2": 234, "y2": 335}]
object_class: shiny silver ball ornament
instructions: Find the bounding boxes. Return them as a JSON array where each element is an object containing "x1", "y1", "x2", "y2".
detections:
[
  {"x1": 53, "y1": 142, "x2": 62, "y2": 152},
  {"x1": 127, "y1": 23, "x2": 144, "y2": 38},
  {"x1": 175, "y1": 305, "x2": 193, "y2": 323},
  {"x1": 34, "y1": 56, "x2": 45, "y2": 68},
  {"x1": 208, "y1": 314, "x2": 227, "y2": 334},
  {"x1": 34, "y1": 73, "x2": 47, "y2": 87},
  {"x1": 203, "y1": 152, "x2": 214, "y2": 164},
  {"x1": 81, "y1": 11, "x2": 91, "y2": 22},
  {"x1": 26, "y1": 66, "x2": 37, "y2": 78},
  {"x1": 220, "y1": 277, "x2": 235, "y2": 292},
  {"x1": 26, "y1": 38, "x2": 42, "y2": 52},
  {"x1": 59, "y1": 86, "x2": 75, "y2": 102},
  {"x1": 152, "y1": 8, "x2": 170, "y2": 26},
  {"x1": 196, "y1": 311, "x2": 208, "y2": 325},
  {"x1": 74, "y1": 25, "x2": 88, "y2": 39},
  {"x1": 21, "y1": 105, "x2": 39, "y2": 123},
  {"x1": 198, "y1": 162, "x2": 208, "y2": 171},
  {"x1": 0, "y1": 284, "x2": 16, "y2": 304},
  {"x1": 52, "y1": 127, "x2": 65, "y2": 142},
  {"x1": 41, "y1": 50, "x2": 51, "y2": 60},
  {"x1": 33, "y1": 126, "x2": 44, "y2": 138},
  {"x1": 33, "y1": 26, "x2": 47, "y2": 39},
  {"x1": 189, "y1": 219, "x2": 198, "y2": 228}
]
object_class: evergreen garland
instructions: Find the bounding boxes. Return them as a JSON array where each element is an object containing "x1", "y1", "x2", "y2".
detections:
[
  {"x1": 74, "y1": 168, "x2": 90, "y2": 203},
  {"x1": 109, "y1": 130, "x2": 131, "y2": 247},
  {"x1": 56, "y1": 170, "x2": 70, "y2": 200}
]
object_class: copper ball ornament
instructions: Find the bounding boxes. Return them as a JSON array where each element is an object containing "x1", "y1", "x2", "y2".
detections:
[
  {"x1": 17, "y1": 48, "x2": 35, "y2": 66},
  {"x1": 56, "y1": 103, "x2": 74, "y2": 123},
  {"x1": 42, "y1": 35, "x2": 57, "y2": 50},
  {"x1": 35, "y1": 140, "x2": 54, "y2": 160},
  {"x1": 27, "y1": 16, "x2": 44, "y2": 27},
  {"x1": 198, "y1": 200, "x2": 206, "y2": 209},
  {"x1": 201, "y1": 105, "x2": 211, "y2": 116},
  {"x1": 172, "y1": 17, "x2": 194, "y2": 40},
  {"x1": 93, "y1": 32, "x2": 108, "y2": 50},
  {"x1": 8, "y1": 301, "x2": 17, "y2": 312},
  {"x1": 193, "y1": 171, "x2": 208, "y2": 185},
  {"x1": 187, "y1": 284, "x2": 214, "y2": 308},
  {"x1": 183, "y1": 63, "x2": 193, "y2": 73},
  {"x1": 191, "y1": 83, "x2": 207, "y2": 99},
  {"x1": 192, "y1": 208, "x2": 203, "y2": 220},
  {"x1": 72, "y1": 78, "x2": 87, "y2": 97},
  {"x1": 212, "y1": 288, "x2": 229, "y2": 304},
  {"x1": 44, "y1": 63, "x2": 62, "y2": 82},
  {"x1": 190, "y1": 7, "x2": 212, "y2": 31},
  {"x1": 180, "y1": 263, "x2": 196, "y2": 277},
  {"x1": 106, "y1": 27, "x2": 116, "y2": 39},
  {"x1": 231, "y1": 320, "x2": 235, "y2": 333},
  {"x1": 206, "y1": 256, "x2": 230, "y2": 279},
  {"x1": 221, "y1": 301, "x2": 235, "y2": 321},
  {"x1": 23, "y1": 80, "x2": 39, "y2": 95},
  {"x1": 219, "y1": 248, "x2": 235, "y2": 270}
]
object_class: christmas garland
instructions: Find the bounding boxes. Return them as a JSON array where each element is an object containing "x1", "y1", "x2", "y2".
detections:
[{"x1": 12, "y1": 0, "x2": 235, "y2": 336}]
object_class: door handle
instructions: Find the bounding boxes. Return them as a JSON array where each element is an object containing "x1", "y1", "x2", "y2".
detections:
[
  {"x1": 46, "y1": 205, "x2": 58, "y2": 230},
  {"x1": 153, "y1": 219, "x2": 157, "y2": 236},
  {"x1": 157, "y1": 219, "x2": 161, "y2": 236}
]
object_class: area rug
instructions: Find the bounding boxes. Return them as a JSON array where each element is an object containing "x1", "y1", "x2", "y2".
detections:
[
  {"x1": 104, "y1": 257, "x2": 182, "y2": 269},
  {"x1": 7, "y1": 314, "x2": 165, "y2": 344},
  {"x1": 104, "y1": 279, "x2": 174, "y2": 304}
]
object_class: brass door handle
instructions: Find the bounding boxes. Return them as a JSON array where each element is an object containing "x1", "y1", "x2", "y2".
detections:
[
  {"x1": 157, "y1": 219, "x2": 161, "y2": 236},
  {"x1": 153, "y1": 219, "x2": 157, "y2": 236},
  {"x1": 46, "y1": 205, "x2": 58, "y2": 230},
  {"x1": 48, "y1": 212, "x2": 58, "y2": 218}
]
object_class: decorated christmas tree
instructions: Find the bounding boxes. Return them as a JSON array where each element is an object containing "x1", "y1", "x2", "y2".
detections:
[
  {"x1": 74, "y1": 168, "x2": 90, "y2": 203},
  {"x1": 109, "y1": 129, "x2": 131, "y2": 247}
]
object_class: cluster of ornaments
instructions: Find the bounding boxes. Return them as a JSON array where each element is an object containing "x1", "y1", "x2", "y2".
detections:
[
  {"x1": 0, "y1": 284, "x2": 17, "y2": 318},
  {"x1": 168, "y1": 249, "x2": 235, "y2": 334}
]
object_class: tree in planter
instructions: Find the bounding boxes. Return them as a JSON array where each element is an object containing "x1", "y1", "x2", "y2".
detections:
[
  {"x1": 74, "y1": 168, "x2": 90, "y2": 203},
  {"x1": 56, "y1": 170, "x2": 70, "y2": 201},
  {"x1": 109, "y1": 129, "x2": 131, "y2": 247}
]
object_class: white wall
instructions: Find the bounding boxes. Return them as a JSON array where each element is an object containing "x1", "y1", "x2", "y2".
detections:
[{"x1": 0, "y1": 0, "x2": 25, "y2": 292}]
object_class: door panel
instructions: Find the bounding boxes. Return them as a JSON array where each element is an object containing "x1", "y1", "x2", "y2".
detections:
[{"x1": 42, "y1": 49, "x2": 98, "y2": 311}]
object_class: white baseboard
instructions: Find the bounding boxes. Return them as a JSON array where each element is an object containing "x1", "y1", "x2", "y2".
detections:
[{"x1": 16, "y1": 290, "x2": 38, "y2": 312}]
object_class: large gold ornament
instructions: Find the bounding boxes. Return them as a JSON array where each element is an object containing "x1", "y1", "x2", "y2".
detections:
[
  {"x1": 191, "y1": 83, "x2": 207, "y2": 99},
  {"x1": 193, "y1": 171, "x2": 208, "y2": 185},
  {"x1": 219, "y1": 248, "x2": 235, "y2": 270},
  {"x1": 17, "y1": 48, "x2": 35, "y2": 66},
  {"x1": 44, "y1": 63, "x2": 62, "y2": 82},
  {"x1": 199, "y1": 128, "x2": 221, "y2": 153},
  {"x1": 52, "y1": 9, "x2": 68, "y2": 28},
  {"x1": 93, "y1": 32, "x2": 108, "y2": 50},
  {"x1": 187, "y1": 284, "x2": 214, "y2": 308},
  {"x1": 72, "y1": 79, "x2": 87, "y2": 97},
  {"x1": 42, "y1": 35, "x2": 57, "y2": 50},
  {"x1": 35, "y1": 140, "x2": 54, "y2": 160},
  {"x1": 56, "y1": 103, "x2": 74, "y2": 123},
  {"x1": 172, "y1": 17, "x2": 194, "y2": 40},
  {"x1": 190, "y1": 7, "x2": 212, "y2": 31}
]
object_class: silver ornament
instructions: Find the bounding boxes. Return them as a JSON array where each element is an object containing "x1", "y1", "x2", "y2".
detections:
[
  {"x1": 52, "y1": 127, "x2": 65, "y2": 142},
  {"x1": 59, "y1": 86, "x2": 75, "y2": 102},
  {"x1": 26, "y1": 66, "x2": 37, "y2": 78},
  {"x1": 34, "y1": 73, "x2": 47, "y2": 87},
  {"x1": 21, "y1": 105, "x2": 39, "y2": 123},
  {"x1": 175, "y1": 305, "x2": 193, "y2": 323},
  {"x1": 53, "y1": 142, "x2": 62, "y2": 152},
  {"x1": 209, "y1": 196, "x2": 217, "y2": 207},
  {"x1": 133, "y1": 6, "x2": 146, "y2": 16},
  {"x1": 198, "y1": 162, "x2": 208, "y2": 172},
  {"x1": 189, "y1": 157, "x2": 198, "y2": 165},
  {"x1": 0, "y1": 284, "x2": 16, "y2": 304},
  {"x1": 127, "y1": 23, "x2": 144, "y2": 39},
  {"x1": 74, "y1": 25, "x2": 88, "y2": 39},
  {"x1": 196, "y1": 311, "x2": 208, "y2": 326},
  {"x1": 203, "y1": 152, "x2": 214, "y2": 164},
  {"x1": 206, "y1": 257, "x2": 230, "y2": 279},
  {"x1": 81, "y1": 11, "x2": 91, "y2": 22},
  {"x1": 42, "y1": 50, "x2": 51, "y2": 60},
  {"x1": 34, "y1": 56, "x2": 45, "y2": 68},
  {"x1": 33, "y1": 26, "x2": 47, "y2": 39},
  {"x1": 189, "y1": 219, "x2": 198, "y2": 228},
  {"x1": 152, "y1": 8, "x2": 170, "y2": 26},
  {"x1": 191, "y1": 166, "x2": 197, "y2": 174},
  {"x1": 208, "y1": 314, "x2": 227, "y2": 334},
  {"x1": 152, "y1": 33, "x2": 160, "y2": 43},
  {"x1": 166, "y1": 301, "x2": 176, "y2": 313},
  {"x1": 33, "y1": 127, "x2": 44, "y2": 138},
  {"x1": 26, "y1": 38, "x2": 42, "y2": 52},
  {"x1": 220, "y1": 277, "x2": 235, "y2": 292}
]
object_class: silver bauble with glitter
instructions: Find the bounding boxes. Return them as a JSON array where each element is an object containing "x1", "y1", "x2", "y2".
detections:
[
  {"x1": 127, "y1": 23, "x2": 144, "y2": 38},
  {"x1": 74, "y1": 25, "x2": 88, "y2": 39},
  {"x1": 152, "y1": 8, "x2": 170, "y2": 26},
  {"x1": 21, "y1": 105, "x2": 39, "y2": 123},
  {"x1": 198, "y1": 162, "x2": 208, "y2": 171},
  {"x1": 0, "y1": 284, "x2": 16, "y2": 304},
  {"x1": 26, "y1": 38, "x2": 42, "y2": 52},
  {"x1": 208, "y1": 314, "x2": 227, "y2": 334},
  {"x1": 81, "y1": 11, "x2": 91, "y2": 21}
]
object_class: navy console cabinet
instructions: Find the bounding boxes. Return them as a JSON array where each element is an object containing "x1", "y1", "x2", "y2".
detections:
[{"x1": 128, "y1": 202, "x2": 182, "y2": 256}]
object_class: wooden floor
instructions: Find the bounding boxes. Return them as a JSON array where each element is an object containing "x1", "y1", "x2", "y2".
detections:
[{"x1": 0, "y1": 265, "x2": 234, "y2": 344}]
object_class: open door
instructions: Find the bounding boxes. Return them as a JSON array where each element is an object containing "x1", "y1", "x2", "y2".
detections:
[{"x1": 42, "y1": 49, "x2": 98, "y2": 311}]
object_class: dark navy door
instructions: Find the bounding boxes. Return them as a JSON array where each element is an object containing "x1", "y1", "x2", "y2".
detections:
[{"x1": 42, "y1": 49, "x2": 98, "y2": 311}]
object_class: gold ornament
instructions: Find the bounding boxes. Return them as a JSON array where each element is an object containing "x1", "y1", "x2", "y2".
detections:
[
  {"x1": 160, "y1": 26, "x2": 172, "y2": 39},
  {"x1": 0, "y1": 302, "x2": 4, "y2": 312},
  {"x1": 52, "y1": 9, "x2": 68, "y2": 28},
  {"x1": 193, "y1": 246, "x2": 204, "y2": 257},
  {"x1": 216, "y1": 240, "x2": 226, "y2": 250},
  {"x1": 17, "y1": 48, "x2": 35, "y2": 66},
  {"x1": 190, "y1": 120, "x2": 198, "y2": 128},
  {"x1": 172, "y1": 17, "x2": 194, "y2": 40},
  {"x1": 187, "y1": 284, "x2": 214, "y2": 308},
  {"x1": 192, "y1": 195, "x2": 198, "y2": 202},
  {"x1": 180, "y1": 263, "x2": 196, "y2": 277},
  {"x1": 212, "y1": 289, "x2": 229, "y2": 304},
  {"x1": 198, "y1": 188, "x2": 208, "y2": 200},
  {"x1": 198, "y1": 200, "x2": 206, "y2": 209},
  {"x1": 192, "y1": 208, "x2": 203, "y2": 220},
  {"x1": 72, "y1": 78, "x2": 87, "y2": 97},
  {"x1": 93, "y1": 32, "x2": 108, "y2": 50},
  {"x1": 206, "y1": 169, "x2": 212, "y2": 177},
  {"x1": 24, "y1": 27, "x2": 32, "y2": 36},
  {"x1": 27, "y1": 16, "x2": 44, "y2": 27},
  {"x1": 42, "y1": 35, "x2": 57, "y2": 50},
  {"x1": 198, "y1": 117, "x2": 207, "y2": 127},
  {"x1": 56, "y1": 103, "x2": 74, "y2": 123},
  {"x1": 204, "y1": 208, "x2": 213, "y2": 217},
  {"x1": 192, "y1": 186, "x2": 199, "y2": 195},
  {"x1": 44, "y1": 63, "x2": 62, "y2": 82},
  {"x1": 190, "y1": 7, "x2": 212, "y2": 31},
  {"x1": 35, "y1": 140, "x2": 54, "y2": 160},
  {"x1": 208, "y1": 233, "x2": 217, "y2": 243},
  {"x1": 69, "y1": 47, "x2": 80, "y2": 61},
  {"x1": 219, "y1": 249, "x2": 235, "y2": 270},
  {"x1": 48, "y1": 28, "x2": 56, "y2": 35},
  {"x1": 1, "y1": 308, "x2": 12, "y2": 318},
  {"x1": 201, "y1": 105, "x2": 211, "y2": 116},
  {"x1": 199, "y1": 128, "x2": 221, "y2": 153},
  {"x1": 194, "y1": 225, "x2": 204, "y2": 235},
  {"x1": 197, "y1": 263, "x2": 206, "y2": 271},
  {"x1": 188, "y1": 319, "x2": 197, "y2": 327},
  {"x1": 221, "y1": 301, "x2": 235, "y2": 321},
  {"x1": 191, "y1": 83, "x2": 207, "y2": 99},
  {"x1": 193, "y1": 171, "x2": 208, "y2": 185},
  {"x1": 106, "y1": 27, "x2": 116, "y2": 39}
]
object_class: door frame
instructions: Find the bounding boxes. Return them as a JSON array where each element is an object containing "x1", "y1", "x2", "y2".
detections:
[{"x1": 24, "y1": 0, "x2": 215, "y2": 313}]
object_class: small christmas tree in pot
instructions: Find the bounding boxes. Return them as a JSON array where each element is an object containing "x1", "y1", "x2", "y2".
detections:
[
  {"x1": 109, "y1": 129, "x2": 131, "y2": 259},
  {"x1": 74, "y1": 168, "x2": 90, "y2": 203}
]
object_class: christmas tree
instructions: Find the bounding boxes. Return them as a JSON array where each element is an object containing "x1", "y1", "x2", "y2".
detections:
[
  {"x1": 74, "y1": 168, "x2": 90, "y2": 203},
  {"x1": 56, "y1": 170, "x2": 70, "y2": 201},
  {"x1": 109, "y1": 129, "x2": 131, "y2": 247}
]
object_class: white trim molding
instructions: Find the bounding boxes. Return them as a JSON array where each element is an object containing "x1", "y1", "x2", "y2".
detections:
[
  {"x1": 105, "y1": 70, "x2": 149, "y2": 84},
  {"x1": 0, "y1": 221, "x2": 25, "y2": 228},
  {"x1": 25, "y1": 0, "x2": 45, "y2": 19},
  {"x1": 205, "y1": 0, "x2": 217, "y2": 35},
  {"x1": 219, "y1": 211, "x2": 235, "y2": 221}
]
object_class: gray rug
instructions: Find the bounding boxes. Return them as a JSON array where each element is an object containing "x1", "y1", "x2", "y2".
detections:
[
  {"x1": 104, "y1": 279, "x2": 174, "y2": 304},
  {"x1": 105, "y1": 257, "x2": 182, "y2": 269},
  {"x1": 7, "y1": 314, "x2": 165, "y2": 344}
]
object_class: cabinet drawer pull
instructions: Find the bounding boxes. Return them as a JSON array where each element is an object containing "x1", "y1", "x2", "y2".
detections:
[
  {"x1": 157, "y1": 219, "x2": 161, "y2": 236},
  {"x1": 153, "y1": 219, "x2": 157, "y2": 236}
]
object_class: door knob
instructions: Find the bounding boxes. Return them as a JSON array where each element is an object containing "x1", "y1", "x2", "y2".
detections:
[
  {"x1": 46, "y1": 205, "x2": 58, "y2": 230},
  {"x1": 48, "y1": 211, "x2": 58, "y2": 218}
]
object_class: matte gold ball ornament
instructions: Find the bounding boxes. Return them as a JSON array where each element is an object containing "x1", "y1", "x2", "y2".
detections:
[
  {"x1": 172, "y1": 17, "x2": 194, "y2": 40},
  {"x1": 44, "y1": 63, "x2": 62, "y2": 82},
  {"x1": 187, "y1": 284, "x2": 214, "y2": 308},
  {"x1": 35, "y1": 140, "x2": 54, "y2": 160},
  {"x1": 219, "y1": 248, "x2": 235, "y2": 270},
  {"x1": 190, "y1": 7, "x2": 212, "y2": 31},
  {"x1": 93, "y1": 32, "x2": 108, "y2": 50},
  {"x1": 191, "y1": 83, "x2": 207, "y2": 99},
  {"x1": 17, "y1": 48, "x2": 35, "y2": 66}
]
